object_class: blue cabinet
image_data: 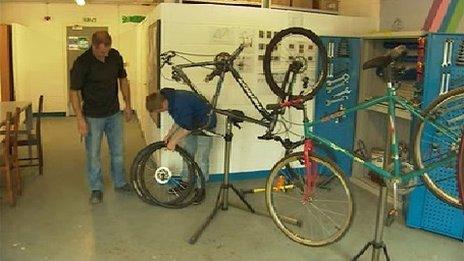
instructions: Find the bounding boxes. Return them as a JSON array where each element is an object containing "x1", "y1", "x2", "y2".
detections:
[
  {"x1": 406, "y1": 33, "x2": 464, "y2": 240},
  {"x1": 314, "y1": 37, "x2": 361, "y2": 177}
]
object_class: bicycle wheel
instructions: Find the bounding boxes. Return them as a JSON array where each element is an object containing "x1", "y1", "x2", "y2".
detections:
[
  {"x1": 130, "y1": 141, "x2": 205, "y2": 208},
  {"x1": 458, "y1": 130, "x2": 464, "y2": 206},
  {"x1": 265, "y1": 152, "x2": 354, "y2": 246},
  {"x1": 263, "y1": 27, "x2": 328, "y2": 101},
  {"x1": 413, "y1": 87, "x2": 464, "y2": 209}
]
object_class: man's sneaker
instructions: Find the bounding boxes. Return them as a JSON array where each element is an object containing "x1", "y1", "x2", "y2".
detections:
[
  {"x1": 115, "y1": 183, "x2": 133, "y2": 193},
  {"x1": 90, "y1": 190, "x2": 103, "y2": 204},
  {"x1": 167, "y1": 181, "x2": 189, "y2": 195},
  {"x1": 192, "y1": 188, "x2": 206, "y2": 205}
]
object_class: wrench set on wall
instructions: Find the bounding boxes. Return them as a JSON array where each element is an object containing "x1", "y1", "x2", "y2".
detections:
[
  {"x1": 325, "y1": 41, "x2": 353, "y2": 115},
  {"x1": 439, "y1": 38, "x2": 464, "y2": 95}
]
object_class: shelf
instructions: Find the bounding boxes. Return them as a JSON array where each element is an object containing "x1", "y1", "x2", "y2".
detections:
[
  {"x1": 183, "y1": 0, "x2": 262, "y2": 7},
  {"x1": 366, "y1": 104, "x2": 412, "y2": 120},
  {"x1": 362, "y1": 31, "x2": 427, "y2": 40}
]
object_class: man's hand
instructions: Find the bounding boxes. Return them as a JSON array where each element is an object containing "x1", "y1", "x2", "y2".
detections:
[
  {"x1": 163, "y1": 134, "x2": 171, "y2": 144},
  {"x1": 166, "y1": 139, "x2": 177, "y2": 151},
  {"x1": 124, "y1": 107, "x2": 134, "y2": 122},
  {"x1": 77, "y1": 118, "x2": 88, "y2": 137}
]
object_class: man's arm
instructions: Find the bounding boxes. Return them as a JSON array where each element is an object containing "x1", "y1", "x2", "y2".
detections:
[
  {"x1": 166, "y1": 127, "x2": 191, "y2": 151},
  {"x1": 164, "y1": 123, "x2": 180, "y2": 142},
  {"x1": 119, "y1": 77, "x2": 133, "y2": 121},
  {"x1": 70, "y1": 90, "x2": 88, "y2": 138}
]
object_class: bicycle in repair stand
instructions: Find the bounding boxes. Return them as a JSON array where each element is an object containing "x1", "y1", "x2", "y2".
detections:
[{"x1": 131, "y1": 28, "x2": 464, "y2": 259}]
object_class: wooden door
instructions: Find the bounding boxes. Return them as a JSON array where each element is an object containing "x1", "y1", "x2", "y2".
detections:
[{"x1": 0, "y1": 24, "x2": 14, "y2": 101}]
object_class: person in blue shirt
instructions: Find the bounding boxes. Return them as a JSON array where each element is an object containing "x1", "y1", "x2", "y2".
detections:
[{"x1": 145, "y1": 88, "x2": 216, "y2": 203}]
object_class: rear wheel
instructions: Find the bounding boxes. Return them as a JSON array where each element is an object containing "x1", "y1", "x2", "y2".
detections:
[
  {"x1": 265, "y1": 152, "x2": 354, "y2": 246},
  {"x1": 413, "y1": 87, "x2": 464, "y2": 209}
]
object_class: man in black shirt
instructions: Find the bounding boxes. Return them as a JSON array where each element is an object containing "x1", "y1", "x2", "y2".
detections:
[{"x1": 70, "y1": 31, "x2": 133, "y2": 204}]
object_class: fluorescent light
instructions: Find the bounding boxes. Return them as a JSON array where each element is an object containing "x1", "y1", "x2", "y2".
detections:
[{"x1": 75, "y1": 0, "x2": 86, "y2": 6}]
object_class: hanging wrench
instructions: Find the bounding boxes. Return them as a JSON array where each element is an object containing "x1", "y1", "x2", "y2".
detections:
[
  {"x1": 445, "y1": 73, "x2": 451, "y2": 93},
  {"x1": 332, "y1": 87, "x2": 352, "y2": 97},
  {"x1": 328, "y1": 63, "x2": 334, "y2": 78},
  {"x1": 326, "y1": 73, "x2": 350, "y2": 86},
  {"x1": 442, "y1": 40, "x2": 450, "y2": 67},
  {"x1": 326, "y1": 96, "x2": 348, "y2": 106},
  {"x1": 447, "y1": 40, "x2": 454, "y2": 66},
  {"x1": 328, "y1": 42, "x2": 335, "y2": 58},
  {"x1": 439, "y1": 73, "x2": 446, "y2": 94},
  {"x1": 326, "y1": 81, "x2": 346, "y2": 93}
]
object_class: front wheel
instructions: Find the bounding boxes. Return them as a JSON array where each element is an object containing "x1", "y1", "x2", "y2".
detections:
[
  {"x1": 413, "y1": 87, "x2": 464, "y2": 209},
  {"x1": 265, "y1": 152, "x2": 354, "y2": 246}
]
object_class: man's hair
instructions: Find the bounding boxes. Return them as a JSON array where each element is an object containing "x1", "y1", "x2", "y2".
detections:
[
  {"x1": 92, "y1": 31, "x2": 112, "y2": 47},
  {"x1": 146, "y1": 92, "x2": 166, "y2": 112}
]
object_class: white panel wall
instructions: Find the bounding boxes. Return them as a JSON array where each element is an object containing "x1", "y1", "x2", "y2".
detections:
[{"x1": 137, "y1": 3, "x2": 378, "y2": 176}]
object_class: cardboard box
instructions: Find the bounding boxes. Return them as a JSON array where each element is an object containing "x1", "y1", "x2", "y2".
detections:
[
  {"x1": 314, "y1": 0, "x2": 339, "y2": 11},
  {"x1": 272, "y1": 0, "x2": 291, "y2": 6},
  {"x1": 292, "y1": 0, "x2": 313, "y2": 9}
]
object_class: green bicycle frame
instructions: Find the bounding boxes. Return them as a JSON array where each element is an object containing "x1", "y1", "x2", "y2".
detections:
[{"x1": 302, "y1": 81, "x2": 458, "y2": 183}]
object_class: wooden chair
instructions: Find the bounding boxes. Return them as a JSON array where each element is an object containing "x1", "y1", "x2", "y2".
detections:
[
  {"x1": 1, "y1": 109, "x2": 21, "y2": 206},
  {"x1": 17, "y1": 95, "x2": 44, "y2": 175}
]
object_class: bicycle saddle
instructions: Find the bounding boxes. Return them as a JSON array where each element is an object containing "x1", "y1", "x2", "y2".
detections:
[{"x1": 362, "y1": 45, "x2": 408, "y2": 70}]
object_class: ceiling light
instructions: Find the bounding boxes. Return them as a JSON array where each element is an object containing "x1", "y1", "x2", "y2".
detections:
[{"x1": 75, "y1": 0, "x2": 86, "y2": 6}]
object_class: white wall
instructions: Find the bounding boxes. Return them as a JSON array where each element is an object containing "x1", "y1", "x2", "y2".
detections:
[
  {"x1": 136, "y1": 3, "x2": 378, "y2": 176},
  {"x1": 379, "y1": 0, "x2": 464, "y2": 31},
  {"x1": 1, "y1": 3, "x2": 153, "y2": 112},
  {"x1": 340, "y1": 0, "x2": 381, "y2": 20}
]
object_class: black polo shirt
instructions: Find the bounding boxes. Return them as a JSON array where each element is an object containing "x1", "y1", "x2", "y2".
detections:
[{"x1": 70, "y1": 48, "x2": 127, "y2": 118}]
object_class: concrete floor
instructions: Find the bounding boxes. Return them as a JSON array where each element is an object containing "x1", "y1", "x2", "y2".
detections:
[{"x1": 0, "y1": 117, "x2": 463, "y2": 261}]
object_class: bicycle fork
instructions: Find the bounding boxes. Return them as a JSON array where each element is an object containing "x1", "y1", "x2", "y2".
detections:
[{"x1": 302, "y1": 139, "x2": 319, "y2": 202}]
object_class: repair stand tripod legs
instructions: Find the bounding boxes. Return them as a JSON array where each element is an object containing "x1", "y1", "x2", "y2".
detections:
[
  {"x1": 189, "y1": 119, "x2": 256, "y2": 245},
  {"x1": 352, "y1": 185, "x2": 391, "y2": 261}
]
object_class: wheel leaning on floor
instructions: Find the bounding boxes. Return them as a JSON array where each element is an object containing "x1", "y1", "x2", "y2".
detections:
[{"x1": 130, "y1": 141, "x2": 205, "y2": 208}]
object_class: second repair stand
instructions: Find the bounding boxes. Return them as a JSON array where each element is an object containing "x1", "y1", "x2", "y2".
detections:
[
  {"x1": 189, "y1": 115, "x2": 256, "y2": 244},
  {"x1": 352, "y1": 86, "x2": 393, "y2": 260}
]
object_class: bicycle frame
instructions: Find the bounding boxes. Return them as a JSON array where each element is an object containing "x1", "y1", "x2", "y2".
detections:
[
  {"x1": 302, "y1": 81, "x2": 458, "y2": 183},
  {"x1": 170, "y1": 47, "x2": 271, "y2": 121}
]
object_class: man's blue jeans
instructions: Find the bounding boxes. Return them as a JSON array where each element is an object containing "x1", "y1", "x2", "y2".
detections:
[
  {"x1": 180, "y1": 134, "x2": 213, "y2": 187},
  {"x1": 85, "y1": 112, "x2": 126, "y2": 191}
]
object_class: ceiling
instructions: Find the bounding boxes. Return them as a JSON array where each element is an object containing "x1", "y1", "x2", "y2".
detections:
[{"x1": 1, "y1": 0, "x2": 159, "y2": 4}]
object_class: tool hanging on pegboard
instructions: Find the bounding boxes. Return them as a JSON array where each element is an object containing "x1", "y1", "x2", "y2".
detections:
[
  {"x1": 337, "y1": 39, "x2": 350, "y2": 57},
  {"x1": 457, "y1": 41, "x2": 464, "y2": 66}
]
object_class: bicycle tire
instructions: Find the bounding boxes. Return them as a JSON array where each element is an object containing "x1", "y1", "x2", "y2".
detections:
[
  {"x1": 263, "y1": 27, "x2": 328, "y2": 101},
  {"x1": 265, "y1": 152, "x2": 354, "y2": 246},
  {"x1": 457, "y1": 130, "x2": 464, "y2": 206},
  {"x1": 413, "y1": 87, "x2": 464, "y2": 209},
  {"x1": 130, "y1": 141, "x2": 205, "y2": 209}
]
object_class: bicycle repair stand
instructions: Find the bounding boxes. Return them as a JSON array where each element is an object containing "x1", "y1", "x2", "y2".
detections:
[
  {"x1": 352, "y1": 185, "x2": 391, "y2": 261},
  {"x1": 353, "y1": 85, "x2": 393, "y2": 261},
  {"x1": 189, "y1": 114, "x2": 257, "y2": 244}
]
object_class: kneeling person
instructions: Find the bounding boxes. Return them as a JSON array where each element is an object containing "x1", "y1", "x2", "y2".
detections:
[{"x1": 145, "y1": 88, "x2": 216, "y2": 203}]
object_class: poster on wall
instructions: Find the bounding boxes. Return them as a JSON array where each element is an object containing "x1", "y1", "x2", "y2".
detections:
[{"x1": 67, "y1": 36, "x2": 89, "y2": 50}]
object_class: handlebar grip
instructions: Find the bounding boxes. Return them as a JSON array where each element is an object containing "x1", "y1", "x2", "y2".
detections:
[
  {"x1": 204, "y1": 70, "x2": 218, "y2": 83},
  {"x1": 266, "y1": 103, "x2": 281, "y2": 110}
]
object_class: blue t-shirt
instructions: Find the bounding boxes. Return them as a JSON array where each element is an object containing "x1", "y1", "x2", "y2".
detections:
[{"x1": 161, "y1": 88, "x2": 217, "y2": 131}]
